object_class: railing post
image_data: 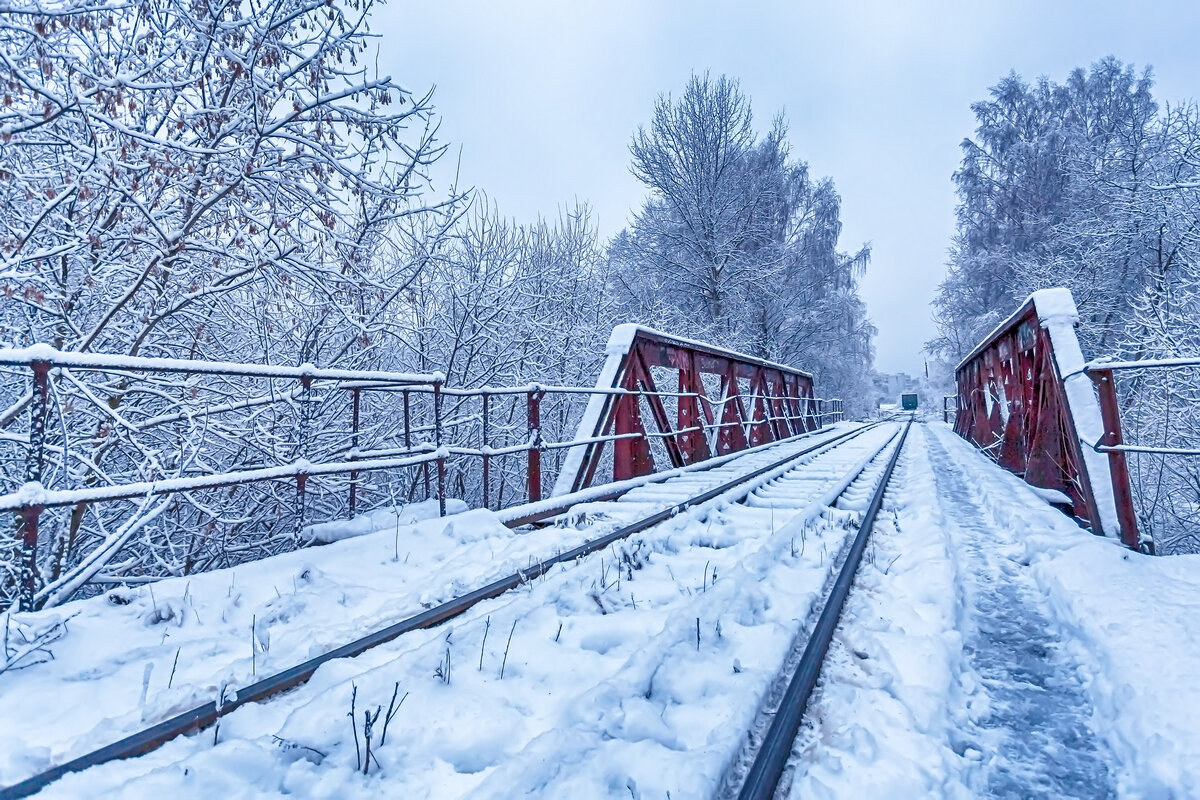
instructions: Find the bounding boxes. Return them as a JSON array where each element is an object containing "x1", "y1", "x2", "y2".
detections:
[
  {"x1": 348, "y1": 387, "x2": 360, "y2": 518},
  {"x1": 434, "y1": 380, "x2": 446, "y2": 517},
  {"x1": 401, "y1": 388, "x2": 420, "y2": 501},
  {"x1": 527, "y1": 386, "x2": 543, "y2": 503},
  {"x1": 677, "y1": 360, "x2": 706, "y2": 464},
  {"x1": 1089, "y1": 368, "x2": 1146, "y2": 552},
  {"x1": 481, "y1": 390, "x2": 491, "y2": 510},
  {"x1": 294, "y1": 374, "x2": 312, "y2": 542},
  {"x1": 18, "y1": 359, "x2": 50, "y2": 611}
]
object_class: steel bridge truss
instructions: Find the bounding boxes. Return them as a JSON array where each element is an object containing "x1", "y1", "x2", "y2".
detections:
[
  {"x1": 1, "y1": 327, "x2": 838, "y2": 610},
  {"x1": 951, "y1": 288, "x2": 1143, "y2": 550},
  {"x1": 552, "y1": 325, "x2": 841, "y2": 496}
]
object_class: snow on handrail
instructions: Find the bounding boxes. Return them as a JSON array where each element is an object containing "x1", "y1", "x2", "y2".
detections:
[
  {"x1": 1081, "y1": 356, "x2": 1200, "y2": 373},
  {"x1": 954, "y1": 287, "x2": 1080, "y2": 373},
  {"x1": 0, "y1": 345, "x2": 441, "y2": 385},
  {"x1": 606, "y1": 323, "x2": 815, "y2": 379},
  {"x1": 0, "y1": 450, "x2": 444, "y2": 513},
  {"x1": 346, "y1": 381, "x2": 842, "y2": 406},
  {"x1": 1094, "y1": 443, "x2": 1200, "y2": 456}
]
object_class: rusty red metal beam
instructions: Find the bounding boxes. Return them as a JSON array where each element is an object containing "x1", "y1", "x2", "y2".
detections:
[
  {"x1": 553, "y1": 326, "x2": 824, "y2": 497},
  {"x1": 952, "y1": 290, "x2": 1140, "y2": 549},
  {"x1": 3, "y1": 330, "x2": 834, "y2": 609},
  {"x1": 1088, "y1": 368, "x2": 1144, "y2": 551}
]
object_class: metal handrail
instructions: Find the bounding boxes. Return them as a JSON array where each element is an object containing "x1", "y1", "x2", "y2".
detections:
[{"x1": 2, "y1": 334, "x2": 839, "y2": 610}]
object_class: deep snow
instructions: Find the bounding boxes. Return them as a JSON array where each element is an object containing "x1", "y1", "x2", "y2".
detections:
[
  {"x1": 0, "y1": 423, "x2": 879, "y2": 795},
  {"x1": 4, "y1": 419, "x2": 1200, "y2": 798},
  {"x1": 785, "y1": 422, "x2": 1200, "y2": 798}
]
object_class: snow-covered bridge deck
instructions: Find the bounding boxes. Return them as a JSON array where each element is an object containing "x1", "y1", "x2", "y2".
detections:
[
  {"x1": 2, "y1": 419, "x2": 1198, "y2": 799},
  {"x1": 4, "y1": 287, "x2": 1199, "y2": 797}
]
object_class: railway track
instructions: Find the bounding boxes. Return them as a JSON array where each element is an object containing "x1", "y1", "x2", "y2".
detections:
[
  {"x1": 452, "y1": 417, "x2": 912, "y2": 798},
  {"x1": 728, "y1": 417, "x2": 912, "y2": 800},
  {"x1": 446, "y1": 417, "x2": 914, "y2": 798},
  {"x1": 1, "y1": 420, "x2": 891, "y2": 799}
]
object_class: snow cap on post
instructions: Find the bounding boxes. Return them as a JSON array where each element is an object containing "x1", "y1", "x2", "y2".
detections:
[
  {"x1": 1030, "y1": 287, "x2": 1080, "y2": 328},
  {"x1": 1031, "y1": 289, "x2": 1121, "y2": 542},
  {"x1": 606, "y1": 323, "x2": 642, "y2": 356}
]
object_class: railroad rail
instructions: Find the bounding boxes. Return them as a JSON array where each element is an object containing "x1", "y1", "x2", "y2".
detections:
[
  {"x1": 0, "y1": 421, "x2": 886, "y2": 799},
  {"x1": 732, "y1": 417, "x2": 911, "y2": 799}
]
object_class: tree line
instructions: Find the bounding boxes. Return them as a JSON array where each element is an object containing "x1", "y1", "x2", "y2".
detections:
[{"x1": 0, "y1": 0, "x2": 874, "y2": 606}]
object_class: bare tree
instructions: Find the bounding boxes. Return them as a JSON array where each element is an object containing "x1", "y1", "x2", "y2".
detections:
[
  {"x1": 0, "y1": 0, "x2": 463, "y2": 605},
  {"x1": 618, "y1": 73, "x2": 785, "y2": 333},
  {"x1": 613, "y1": 73, "x2": 874, "y2": 412}
]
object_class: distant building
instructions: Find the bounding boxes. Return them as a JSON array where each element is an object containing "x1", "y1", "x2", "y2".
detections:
[{"x1": 873, "y1": 372, "x2": 920, "y2": 407}]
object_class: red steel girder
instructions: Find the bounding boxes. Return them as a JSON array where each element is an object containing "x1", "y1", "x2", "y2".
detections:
[
  {"x1": 558, "y1": 326, "x2": 819, "y2": 495},
  {"x1": 952, "y1": 295, "x2": 1139, "y2": 548}
]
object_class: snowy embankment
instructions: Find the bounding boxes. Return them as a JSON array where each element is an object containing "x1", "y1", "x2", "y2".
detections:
[
  {"x1": 1023, "y1": 516, "x2": 1200, "y2": 793},
  {"x1": 1, "y1": 423, "x2": 899, "y2": 798},
  {"x1": 784, "y1": 421, "x2": 1200, "y2": 798},
  {"x1": 10, "y1": 418, "x2": 1196, "y2": 797},
  {"x1": 0, "y1": 498, "x2": 507, "y2": 786}
]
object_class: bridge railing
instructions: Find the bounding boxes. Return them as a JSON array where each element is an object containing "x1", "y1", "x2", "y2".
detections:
[
  {"x1": 942, "y1": 395, "x2": 957, "y2": 424},
  {"x1": 1081, "y1": 358, "x2": 1200, "y2": 554},
  {"x1": 0, "y1": 330, "x2": 837, "y2": 610},
  {"x1": 951, "y1": 288, "x2": 1144, "y2": 550}
]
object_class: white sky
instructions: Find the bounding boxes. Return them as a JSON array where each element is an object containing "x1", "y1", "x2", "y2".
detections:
[{"x1": 376, "y1": 1, "x2": 1200, "y2": 376}]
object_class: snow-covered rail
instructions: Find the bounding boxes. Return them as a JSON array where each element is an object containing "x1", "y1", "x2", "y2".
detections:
[
  {"x1": 0, "y1": 422, "x2": 889, "y2": 798},
  {"x1": 731, "y1": 418, "x2": 911, "y2": 799}
]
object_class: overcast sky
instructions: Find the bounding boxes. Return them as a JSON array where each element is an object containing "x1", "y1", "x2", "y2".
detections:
[{"x1": 376, "y1": 1, "x2": 1200, "y2": 376}]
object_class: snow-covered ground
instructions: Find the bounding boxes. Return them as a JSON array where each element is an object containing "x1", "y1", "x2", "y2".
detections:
[
  {"x1": 0, "y1": 422, "x2": 881, "y2": 795},
  {"x1": 5, "y1": 419, "x2": 1200, "y2": 798},
  {"x1": 785, "y1": 422, "x2": 1200, "y2": 799},
  {"x1": 780, "y1": 422, "x2": 973, "y2": 798},
  {"x1": 17, "y1": 423, "x2": 901, "y2": 798}
]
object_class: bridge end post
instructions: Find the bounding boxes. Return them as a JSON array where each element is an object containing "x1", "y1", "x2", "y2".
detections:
[{"x1": 1089, "y1": 368, "x2": 1147, "y2": 552}]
